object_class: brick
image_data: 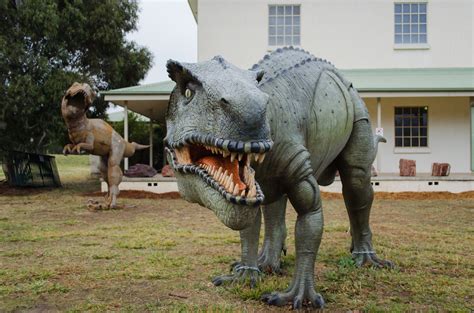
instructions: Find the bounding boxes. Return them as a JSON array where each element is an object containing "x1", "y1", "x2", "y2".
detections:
[
  {"x1": 431, "y1": 163, "x2": 451, "y2": 176},
  {"x1": 399, "y1": 159, "x2": 416, "y2": 176}
]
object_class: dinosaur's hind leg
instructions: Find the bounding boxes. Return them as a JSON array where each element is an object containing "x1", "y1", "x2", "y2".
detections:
[
  {"x1": 336, "y1": 119, "x2": 393, "y2": 268},
  {"x1": 106, "y1": 133, "x2": 126, "y2": 209}
]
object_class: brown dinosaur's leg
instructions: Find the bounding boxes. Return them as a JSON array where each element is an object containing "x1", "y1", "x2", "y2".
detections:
[{"x1": 106, "y1": 133, "x2": 126, "y2": 209}]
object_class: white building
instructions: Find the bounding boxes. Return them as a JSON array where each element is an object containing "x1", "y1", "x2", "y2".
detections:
[{"x1": 104, "y1": 0, "x2": 474, "y2": 192}]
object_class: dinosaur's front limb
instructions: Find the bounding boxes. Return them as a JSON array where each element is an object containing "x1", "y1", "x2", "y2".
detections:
[
  {"x1": 212, "y1": 207, "x2": 262, "y2": 288},
  {"x1": 258, "y1": 196, "x2": 287, "y2": 274},
  {"x1": 262, "y1": 176, "x2": 325, "y2": 309},
  {"x1": 62, "y1": 144, "x2": 75, "y2": 155},
  {"x1": 73, "y1": 142, "x2": 94, "y2": 154},
  {"x1": 336, "y1": 120, "x2": 393, "y2": 268}
]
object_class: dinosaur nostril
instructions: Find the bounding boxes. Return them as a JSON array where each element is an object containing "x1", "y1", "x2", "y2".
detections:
[{"x1": 220, "y1": 98, "x2": 230, "y2": 105}]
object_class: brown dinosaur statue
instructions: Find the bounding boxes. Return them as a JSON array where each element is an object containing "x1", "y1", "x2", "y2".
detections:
[{"x1": 61, "y1": 82, "x2": 149, "y2": 209}]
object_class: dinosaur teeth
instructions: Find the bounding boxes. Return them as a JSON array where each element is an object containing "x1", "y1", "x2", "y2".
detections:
[
  {"x1": 230, "y1": 152, "x2": 237, "y2": 162},
  {"x1": 238, "y1": 153, "x2": 244, "y2": 161}
]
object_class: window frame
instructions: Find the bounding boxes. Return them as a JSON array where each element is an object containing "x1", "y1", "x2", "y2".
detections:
[
  {"x1": 268, "y1": 4, "x2": 301, "y2": 48},
  {"x1": 393, "y1": 1, "x2": 430, "y2": 50},
  {"x1": 394, "y1": 106, "x2": 429, "y2": 149}
]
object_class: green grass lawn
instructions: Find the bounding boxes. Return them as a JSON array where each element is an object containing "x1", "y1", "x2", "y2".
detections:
[{"x1": 0, "y1": 156, "x2": 473, "y2": 312}]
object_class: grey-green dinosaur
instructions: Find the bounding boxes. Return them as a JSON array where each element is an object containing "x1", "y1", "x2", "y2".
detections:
[{"x1": 165, "y1": 47, "x2": 393, "y2": 309}]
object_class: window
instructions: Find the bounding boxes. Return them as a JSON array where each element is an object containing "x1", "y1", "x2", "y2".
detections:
[
  {"x1": 269, "y1": 5, "x2": 300, "y2": 47},
  {"x1": 394, "y1": 107, "x2": 428, "y2": 147},
  {"x1": 394, "y1": 3, "x2": 427, "y2": 44}
]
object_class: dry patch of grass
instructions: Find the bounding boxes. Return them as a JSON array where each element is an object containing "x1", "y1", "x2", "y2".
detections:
[{"x1": 0, "y1": 156, "x2": 473, "y2": 311}]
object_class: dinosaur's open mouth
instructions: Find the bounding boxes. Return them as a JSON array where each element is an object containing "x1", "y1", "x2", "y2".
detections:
[{"x1": 166, "y1": 134, "x2": 272, "y2": 206}]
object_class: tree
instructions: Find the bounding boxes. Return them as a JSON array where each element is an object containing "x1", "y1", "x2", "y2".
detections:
[{"x1": 0, "y1": 0, "x2": 153, "y2": 155}]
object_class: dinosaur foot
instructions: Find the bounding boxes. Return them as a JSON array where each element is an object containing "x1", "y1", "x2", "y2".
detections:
[
  {"x1": 212, "y1": 264, "x2": 263, "y2": 289},
  {"x1": 258, "y1": 246, "x2": 286, "y2": 274},
  {"x1": 261, "y1": 279, "x2": 324, "y2": 310},
  {"x1": 86, "y1": 199, "x2": 120, "y2": 211},
  {"x1": 352, "y1": 251, "x2": 394, "y2": 269}
]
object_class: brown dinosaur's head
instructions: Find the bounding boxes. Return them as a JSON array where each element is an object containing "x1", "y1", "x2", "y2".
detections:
[{"x1": 61, "y1": 82, "x2": 95, "y2": 119}]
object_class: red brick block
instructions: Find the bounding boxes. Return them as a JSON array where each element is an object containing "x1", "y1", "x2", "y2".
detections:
[
  {"x1": 161, "y1": 164, "x2": 175, "y2": 177},
  {"x1": 399, "y1": 159, "x2": 416, "y2": 176},
  {"x1": 432, "y1": 163, "x2": 450, "y2": 176}
]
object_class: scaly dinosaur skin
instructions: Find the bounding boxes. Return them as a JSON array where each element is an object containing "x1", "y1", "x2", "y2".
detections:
[
  {"x1": 165, "y1": 47, "x2": 393, "y2": 309},
  {"x1": 61, "y1": 82, "x2": 149, "y2": 209}
]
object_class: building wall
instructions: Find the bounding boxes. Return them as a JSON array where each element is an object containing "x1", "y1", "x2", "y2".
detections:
[
  {"x1": 366, "y1": 96, "x2": 471, "y2": 173},
  {"x1": 197, "y1": 0, "x2": 473, "y2": 69}
]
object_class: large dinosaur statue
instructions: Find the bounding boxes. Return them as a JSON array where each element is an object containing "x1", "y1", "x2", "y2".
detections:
[
  {"x1": 61, "y1": 82, "x2": 149, "y2": 209},
  {"x1": 165, "y1": 47, "x2": 393, "y2": 309}
]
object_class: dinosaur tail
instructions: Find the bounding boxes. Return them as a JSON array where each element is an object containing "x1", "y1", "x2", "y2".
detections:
[
  {"x1": 372, "y1": 134, "x2": 386, "y2": 162},
  {"x1": 124, "y1": 142, "x2": 150, "y2": 158}
]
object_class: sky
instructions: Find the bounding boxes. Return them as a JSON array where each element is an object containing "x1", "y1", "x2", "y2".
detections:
[
  {"x1": 109, "y1": 0, "x2": 197, "y2": 113},
  {"x1": 129, "y1": 0, "x2": 197, "y2": 83}
]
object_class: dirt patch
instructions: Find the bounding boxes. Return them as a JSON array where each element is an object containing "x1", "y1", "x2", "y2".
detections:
[
  {"x1": 82, "y1": 190, "x2": 182, "y2": 199},
  {"x1": 0, "y1": 181, "x2": 56, "y2": 196},
  {"x1": 322, "y1": 191, "x2": 474, "y2": 200}
]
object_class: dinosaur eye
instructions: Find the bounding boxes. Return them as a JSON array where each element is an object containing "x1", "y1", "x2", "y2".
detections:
[{"x1": 185, "y1": 88, "x2": 192, "y2": 99}]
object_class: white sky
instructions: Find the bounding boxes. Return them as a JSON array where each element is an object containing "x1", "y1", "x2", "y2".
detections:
[
  {"x1": 129, "y1": 0, "x2": 197, "y2": 83},
  {"x1": 109, "y1": 0, "x2": 197, "y2": 113}
]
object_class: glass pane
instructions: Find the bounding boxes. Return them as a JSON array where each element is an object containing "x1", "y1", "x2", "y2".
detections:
[
  {"x1": 285, "y1": 6, "x2": 292, "y2": 15},
  {"x1": 420, "y1": 127, "x2": 427, "y2": 136},
  {"x1": 412, "y1": 138, "x2": 419, "y2": 146},
  {"x1": 404, "y1": 128, "x2": 411, "y2": 136},
  {"x1": 269, "y1": 26, "x2": 276, "y2": 35},
  {"x1": 277, "y1": 16, "x2": 284, "y2": 25},
  {"x1": 412, "y1": 117, "x2": 419, "y2": 126},
  {"x1": 294, "y1": 26, "x2": 300, "y2": 35},
  {"x1": 395, "y1": 127, "x2": 402, "y2": 136},
  {"x1": 269, "y1": 6, "x2": 276, "y2": 15},
  {"x1": 404, "y1": 138, "x2": 411, "y2": 147},
  {"x1": 277, "y1": 36, "x2": 284, "y2": 45},
  {"x1": 395, "y1": 138, "x2": 403, "y2": 147},
  {"x1": 395, "y1": 116, "x2": 402, "y2": 126},
  {"x1": 411, "y1": 14, "x2": 418, "y2": 23},
  {"x1": 395, "y1": 107, "x2": 402, "y2": 114},
  {"x1": 422, "y1": 109, "x2": 428, "y2": 125},
  {"x1": 285, "y1": 16, "x2": 292, "y2": 25},
  {"x1": 411, "y1": 34, "x2": 419, "y2": 43},
  {"x1": 420, "y1": 14, "x2": 426, "y2": 23},
  {"x1": 403, "y1": 3, "x2": 410, "y2": 13},
  {"x1": 420, "y1": 24, "x2": 427, "y2": 33},
  {"x1": 403, "y1": 117, "x2": 410, "y2": 126},
  {"x1": 277, "y1": 26, "x2": 283, "y2": 35},
  {"x1": 277, "y1": 6, "x2": 284, "y2": 15},
  {"x1": 395, "y1": 4, "x2": 402, "y2": 13},
  {"x1": 285, "y1": 26, "x2": 292, "y2": 35},
  {"x1": 411, "y1": 24, "x2": 418, "y2": 33},
  {"x1": 269, "y1": 16, "x2": 276, "y2": 25},
  {"x1": 285, "y1": 36, "x2": 292, "y2": 45},
  {"x1": 269, "y1": 36, "x2": 276, "y2": 46},
  {"x1": 419, "y1": 3, "x2": 427, "y2": 13},
  {"x1": 403, "y1": 24, "x2": 410, "y2": 33},
  {"x1": 293, "y1": 16, "x2": 300, "y2": 25},
  {"x1": 403, "y1": 34, "x2": 411, "y2": 43},
  {"x1": 395, "y1": 14, "x2": 402, "y2": 23},
  {"x1": 293, "y1": 36, "x2": 300, "y2": 45},
  {"x1": 420, "y1": 137, "x2": 428, "y2": 147},
  {"x1": 419, "y1": 34, "x2": 427, "y2": 43},
  {"x1": 293, "y1": 6, "x2": 300, "y2": 15},
  {"x1": 403, "y1": 14, "x2": 410, "y2": 23},
  {"x1": 411, "y1": 3, "x2": 419, "y2": 12},
  {"x1": 402, "y1": 107, "x2": 411, "y2": 115},
  {"x1": 395, "y1": 24, "x2": 402, "y2": 33},
  {"x1": 412, "y1": 127, "x2": 419, "y2": 136}
]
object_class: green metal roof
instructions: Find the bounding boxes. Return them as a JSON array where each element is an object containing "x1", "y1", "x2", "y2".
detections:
[
  {"x1": 102, "y1": 68, "x2": 474, "y2": 96},
  {"x1": 102, "y1": 80, "x2": 175, "y2": 95},
  {"x1": 343, "y1": 68, "x2": 474, "y2": 92}
]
